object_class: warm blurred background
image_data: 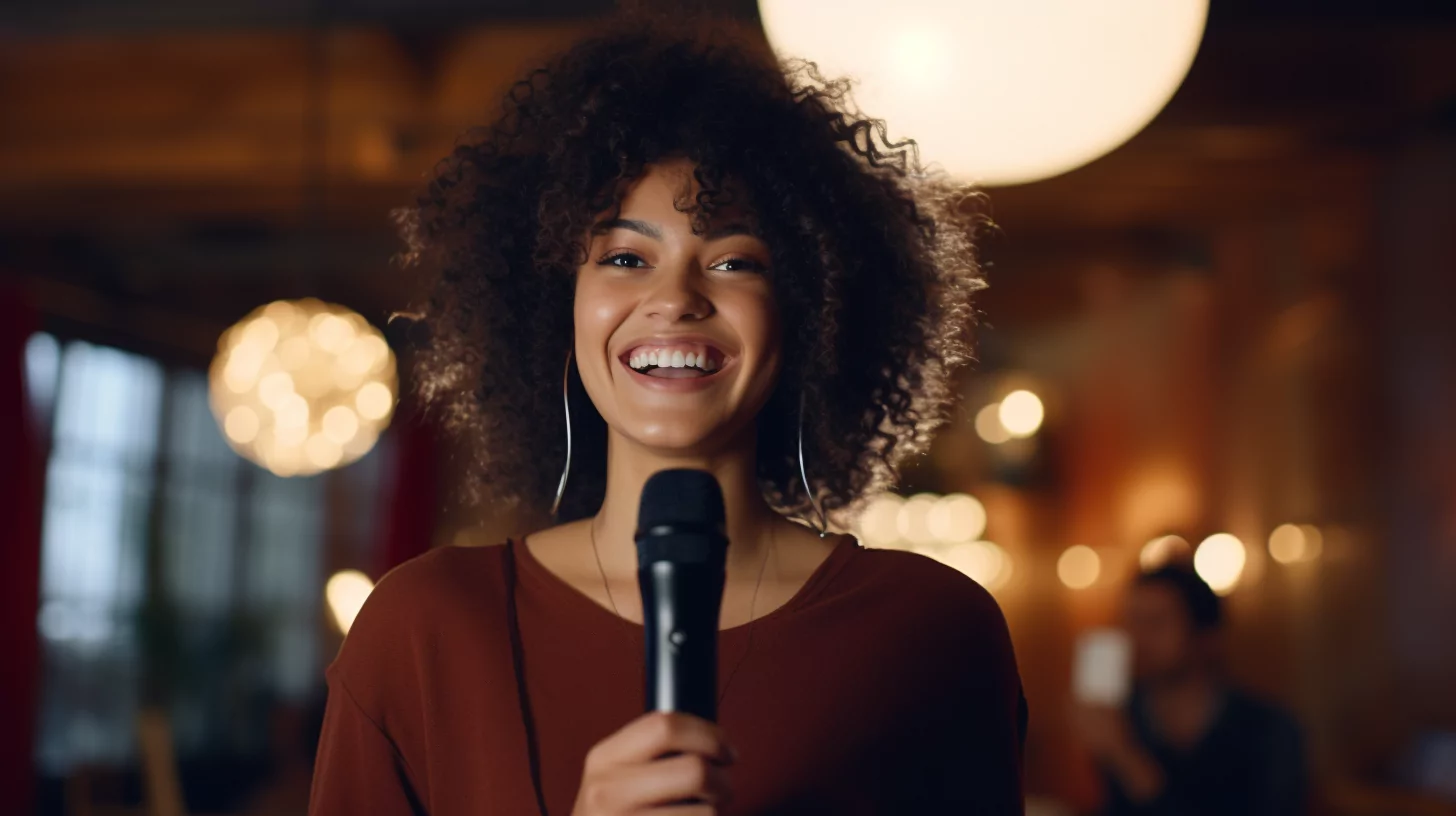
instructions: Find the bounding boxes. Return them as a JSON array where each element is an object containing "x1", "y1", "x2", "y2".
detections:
[{"x1": 3, "y1": 1, "x2": 1455, "y2": 814}]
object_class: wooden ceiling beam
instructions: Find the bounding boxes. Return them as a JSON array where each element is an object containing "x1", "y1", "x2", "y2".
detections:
[{"x1": 0, "y1": 22, "x2": 1447, "y2": 233}]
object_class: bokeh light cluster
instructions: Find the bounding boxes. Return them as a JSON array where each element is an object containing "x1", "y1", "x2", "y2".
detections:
[
  {"x1": 1268, "y1": 523, "x2": 1324, "y2": 565},
  {"x1": 975, "y1": 389, "x2": 1045, "y2": 444},
  {"x1": 208, "y1": 299, "x2": 396, "y2": 477},
  {"x1": 855, "y1": 492, "x2": 1012, "y2": 590},
  {"x1": 1058, "y1": 545, "x2": 1102, "y2": 589},
  {"x1": 1193, "y1": 533, "x2": 1247, "y2": 595}
]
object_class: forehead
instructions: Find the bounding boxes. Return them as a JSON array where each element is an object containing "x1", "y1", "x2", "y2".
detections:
[{"x1": 609, "y1": 160, "x2": 756, "y2": 227}]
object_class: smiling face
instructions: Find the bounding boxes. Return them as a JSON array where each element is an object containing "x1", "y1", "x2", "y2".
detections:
[{"x1": 573, "y1": 159, "x2": 781, "y2": 455}]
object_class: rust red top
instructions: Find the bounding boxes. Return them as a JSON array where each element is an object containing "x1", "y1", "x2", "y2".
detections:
[{"x1": 310, "y1": 536, "x2": 1025, "y2": 815}]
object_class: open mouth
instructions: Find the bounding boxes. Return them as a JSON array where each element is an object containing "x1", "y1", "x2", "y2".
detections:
[{"x1": 620, "y1": 342, "x2": 727, "y2": 380}]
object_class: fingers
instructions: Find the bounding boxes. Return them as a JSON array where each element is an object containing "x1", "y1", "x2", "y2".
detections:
[
  {"x1": 585, "y1": 711, "x2": 735, "y2": 772},
  {"x1": 582, "y1": 753, "x2": 732, "y2": 811},
  {"x1": 575, "y1": 712, "x2": 737, "y2": 816}
]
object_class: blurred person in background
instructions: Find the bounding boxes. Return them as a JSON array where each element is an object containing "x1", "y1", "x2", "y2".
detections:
[
  {"x1": 309, "y1": 13, "x2": 1025, "y2": 816},
  {"x1": 1073, "y1": 566, "x2": 1307, "y2": 815}
]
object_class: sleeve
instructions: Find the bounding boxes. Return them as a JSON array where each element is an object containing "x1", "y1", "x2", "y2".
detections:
[
  {"x1": 934, "y1": 581, "x2": 1028, "y2": 814},
  {"x1": 307, "y1": 550, "x2": 453, "y2": 816},
  {"x1": 309, "y1": 676, "x2": 428, "y2": 816},
  {"x1": 859, "y1": 552, "x2": 1027, "y2": 814},
  {"x1": 965, "y1": 610, "x2": 1028, "y2": 815}
]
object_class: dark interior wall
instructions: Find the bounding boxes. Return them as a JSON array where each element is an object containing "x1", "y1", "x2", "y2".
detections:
[{"x1": 1379, "y1": 134, "x2": 1456, "y2": 751}]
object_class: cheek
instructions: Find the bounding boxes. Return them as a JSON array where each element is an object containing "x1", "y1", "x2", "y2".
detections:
[
  {"x1": 725, "y1": 289, "x2": 781, "y2": 369},
  {"x1": 572, "y1": 277, "x2": 633, "y2": 409},
  {"x1": 573, "y1": 277, "x2": 628, "y2": 352}
]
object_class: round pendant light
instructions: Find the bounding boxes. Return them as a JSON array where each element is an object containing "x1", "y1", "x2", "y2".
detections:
[
  {"x1": 209, "y1": 298, "x2": 396, "y2": 477},
  {"x1": 758, "y1": 0, "x2": 1209, "y2": 186}
]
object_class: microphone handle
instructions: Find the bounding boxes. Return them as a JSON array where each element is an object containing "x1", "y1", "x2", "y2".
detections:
[{"x1": 639, "y1": 560, "x2": 724, "y2": 721}]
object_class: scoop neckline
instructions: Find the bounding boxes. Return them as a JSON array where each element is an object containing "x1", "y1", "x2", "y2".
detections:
[{"x1": 509, "y1": 532, "x2": 861, "y2": 638}]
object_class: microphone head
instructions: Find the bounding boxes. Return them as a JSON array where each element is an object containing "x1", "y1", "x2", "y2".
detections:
[
  {"x1": 635, "y1": 470, "x2": 727, "y2": 567},
  {"x1": 637, "y1": 469, "x2": 725, "y2": 531},
  {"x1": 634, "y1": 469, "x2": 728, "y2": 719}
]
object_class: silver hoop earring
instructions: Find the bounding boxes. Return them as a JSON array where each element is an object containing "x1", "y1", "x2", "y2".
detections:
[
  {"x1": 550, "y1": 349, "x2": 574, "y2": 522},
  {"x1": 797, "y1": 392, "x2": 829, "y2": 538}
]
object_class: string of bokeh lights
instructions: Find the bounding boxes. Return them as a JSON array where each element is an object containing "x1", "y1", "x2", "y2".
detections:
[
  {"x1": 858, "y1": 497, "x2": 1328, "y2": 596},
  {"x1": 857, "y1": 389, "x2": 1327, "y2": 596}
]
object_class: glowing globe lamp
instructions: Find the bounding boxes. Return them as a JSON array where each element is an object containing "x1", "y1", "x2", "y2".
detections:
[
  {"x1": 209, "y1": 299, "x2": 396, "y2": 477},
  {"x1": 759, "y1": 0, "x2": 1209, "y2": 186}
]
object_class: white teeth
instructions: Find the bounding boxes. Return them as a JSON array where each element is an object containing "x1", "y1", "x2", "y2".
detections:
[{"x1": 626, "y1": 347, "x2": 723, "y2": 372}]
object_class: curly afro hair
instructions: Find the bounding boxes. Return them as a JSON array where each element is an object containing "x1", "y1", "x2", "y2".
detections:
[{"x1": 398, "y1": 15, "x2": 986, "y2": 525}]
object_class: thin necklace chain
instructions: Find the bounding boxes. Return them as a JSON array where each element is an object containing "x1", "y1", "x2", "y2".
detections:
[{"x1": 589, "y1": 517, "x2": 773, "y2": 708}]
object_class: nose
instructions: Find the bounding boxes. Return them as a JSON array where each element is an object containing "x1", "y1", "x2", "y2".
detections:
[{"x1": 643, "y1": 263, "x2": 713, "y2": 322}]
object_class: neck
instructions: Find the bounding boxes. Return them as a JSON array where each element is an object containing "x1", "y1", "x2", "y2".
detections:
[
  {"x1": 1146, "y1": 666, "x2": 1219, "y2": 703},
  {"x1": 589, "y1": 425, "x2": 778, "y2": 577},
  {"x1": 1144, "y1": 667, "x2": 1223, "y2": 746}
]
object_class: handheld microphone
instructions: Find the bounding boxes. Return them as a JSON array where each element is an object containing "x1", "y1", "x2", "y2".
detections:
[{"x1": 635, "y1": 469, "x2": 728, "y2": 721}]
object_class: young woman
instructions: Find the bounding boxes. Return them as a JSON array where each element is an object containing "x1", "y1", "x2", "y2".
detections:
[{"x1": 310, "y1": 17, "x2": 1025, "y2": 816}]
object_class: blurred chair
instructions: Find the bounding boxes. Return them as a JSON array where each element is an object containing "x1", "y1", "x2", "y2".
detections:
[{"x1": 135, "y1": 710, "x2": 186, "y2": 816}]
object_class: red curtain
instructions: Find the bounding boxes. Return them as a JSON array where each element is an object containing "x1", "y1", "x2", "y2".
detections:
[{"x1": 0, "y1": 284, "x2": 42, "y2": 814}]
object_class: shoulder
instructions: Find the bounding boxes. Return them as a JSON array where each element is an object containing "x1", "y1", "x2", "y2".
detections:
[
  {"x1": 849, "y1": 545, "x2": 1008, "y2": 625},
  {"x1": 358, "y1": 543, "x2": 509, "y2": 631},
  {"x1": 327, "y1": 544, "x2": 511, "y2": 700},
  {"x1": 843, "y1": 544, "x2": 1017, "y2": 663},
  {"x1": 385, "y1": 541, "x2": 509, "y2": 595},
  {"x1": 843, "y1": 545, "x2": 1023, "y2": 715}
]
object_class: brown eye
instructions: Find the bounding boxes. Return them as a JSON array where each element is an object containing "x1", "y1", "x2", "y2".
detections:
[
  {"x1": 709, "y1": 256, "x2": 766, "y2": 273},
  {"x1": 599, "y1": 252, "x2": 648, "y2": 269}
]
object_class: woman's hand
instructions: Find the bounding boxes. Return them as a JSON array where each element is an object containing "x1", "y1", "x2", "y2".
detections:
[{"x1": 571, "y1": 710, "x2": 737, "y2": 815}]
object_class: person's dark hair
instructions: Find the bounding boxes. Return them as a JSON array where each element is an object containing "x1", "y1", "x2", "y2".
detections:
[
  {"x1": 1136, "y1": 566, "x2": 1223, "y2": 632},
  {"x1": 398, "y1": 15, "x2": 985, "y2": 522}
]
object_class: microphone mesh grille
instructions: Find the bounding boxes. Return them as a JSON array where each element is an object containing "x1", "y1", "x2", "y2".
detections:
[{"x1": 638, "y1": 469, "x2": 725, "y2": 530}]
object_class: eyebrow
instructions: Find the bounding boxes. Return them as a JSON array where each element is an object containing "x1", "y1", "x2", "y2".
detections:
[
  {"x1": 591, "y1": 218, "x2": 759, "y2": 242},
  {"x1": 593, "y1": 218, "x2": 662, "y2": 240},
  {"x1": 704, "y1": 222, "x2": 756, "y2": 240}
]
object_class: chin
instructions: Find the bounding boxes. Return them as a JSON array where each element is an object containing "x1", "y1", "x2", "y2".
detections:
[
  {"x1": 628, "y1": 425, "x2": 718, "y2": 453},
  {"x1": 621, "y1": 415, "x2": 742, "y2": 455}
]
